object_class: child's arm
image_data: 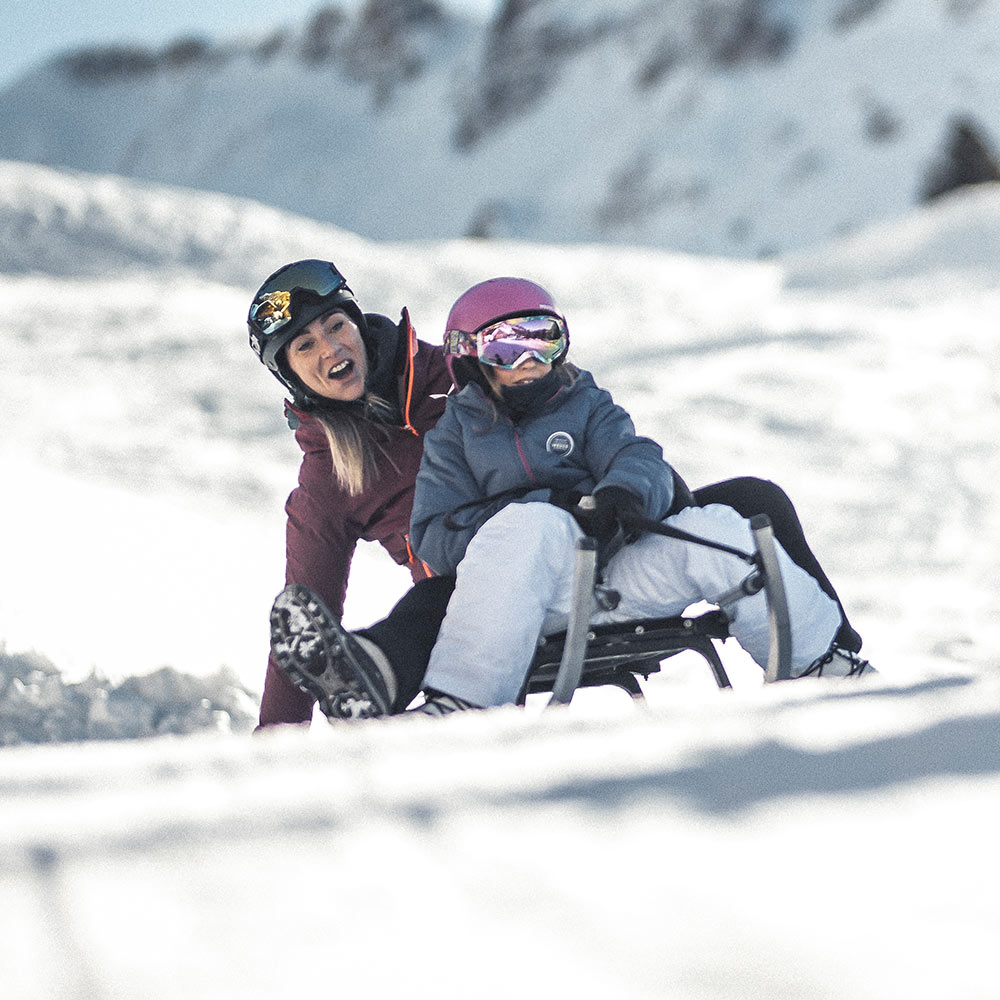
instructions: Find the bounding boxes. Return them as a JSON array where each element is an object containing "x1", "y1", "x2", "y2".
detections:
[
  {"x1": 410, "y1": 410, "x2": 507, "y2": 575},
  {"x1": 582, "y1": 388, "x2": 678, "y2": 519}
]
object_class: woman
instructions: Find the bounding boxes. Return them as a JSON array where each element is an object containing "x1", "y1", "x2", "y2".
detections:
[
  {"x1": 249, "y1": 259, "x2": 453, "y2": 726},
  {"x1": 250, "y1": 260, "x2": 865, "y2": 727},
  {"x1": 407, "y1": 278, "x2": 871, "y2": 714}
]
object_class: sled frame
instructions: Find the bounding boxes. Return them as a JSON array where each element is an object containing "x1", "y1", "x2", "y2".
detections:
[{"x1": 528, "y1": 514, "x2": 792, "y2": 707}]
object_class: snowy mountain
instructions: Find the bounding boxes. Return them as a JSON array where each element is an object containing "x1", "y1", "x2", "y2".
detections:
[{"x1": 2, "y1": 0, "x2": 1000, "y2": 257}]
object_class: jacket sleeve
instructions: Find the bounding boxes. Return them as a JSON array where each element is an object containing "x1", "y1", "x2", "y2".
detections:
[
  {"x1": 582, "y1": 388, "x2": 676, "y2": 519},
  {"x1": 409, "y1": 407, "x2": 498, "y2": 576}
]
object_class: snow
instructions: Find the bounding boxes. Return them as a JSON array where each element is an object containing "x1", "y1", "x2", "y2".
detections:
[
  {"x1": 4, "y1": 674, "x2": 1000, "y2": 998},
  {"x1": 1, "y1": 158, "x2": 999, "y2": 996}
]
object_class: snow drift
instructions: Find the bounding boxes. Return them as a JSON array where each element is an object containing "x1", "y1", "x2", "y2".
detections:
[{"x1": 4, "y1": 670, "x2": 999, "y2": 1000}]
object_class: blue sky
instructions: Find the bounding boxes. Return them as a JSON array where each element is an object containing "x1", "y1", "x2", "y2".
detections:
[{"x1": 2, "y1": 0, "x2": 496, "y2": 90}]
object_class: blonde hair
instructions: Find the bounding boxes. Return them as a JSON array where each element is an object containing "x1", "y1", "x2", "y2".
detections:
[{"x1": 314, "y1": 393, "x2": 400, "y2": 497}]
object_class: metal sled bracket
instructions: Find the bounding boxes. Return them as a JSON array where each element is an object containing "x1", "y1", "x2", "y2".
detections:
[
  {"x1": 547, "y1": 537, "x2": 598, "y2": 707},
  {"x1": 749, "y1": 514, "x2": 792, "y2": 682},
  {"x1": 545, "y1": 513, "x2": 794, "y2": 707}
]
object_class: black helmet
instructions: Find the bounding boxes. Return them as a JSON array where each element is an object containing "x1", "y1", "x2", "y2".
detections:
[{"x1": 247, "y1": 259, "x2": 367, "y2": 398}]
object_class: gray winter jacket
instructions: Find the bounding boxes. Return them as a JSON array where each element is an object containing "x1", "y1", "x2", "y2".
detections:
[{"x1": 410, "y1": 368, "x2": 678, "y2": 575}]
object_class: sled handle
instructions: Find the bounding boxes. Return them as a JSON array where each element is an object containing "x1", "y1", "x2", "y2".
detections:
[
  {"x1": 548, "y1": 537, "x2": 598, "y2": 706},
  {"x1": 750, "y1": 515, "x2": 792, "y2": 681}
]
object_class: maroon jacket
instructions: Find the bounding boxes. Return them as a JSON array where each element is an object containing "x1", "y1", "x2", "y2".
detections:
[{"x1": 257, "y1": 311, "x2": 451, "y2": 727}]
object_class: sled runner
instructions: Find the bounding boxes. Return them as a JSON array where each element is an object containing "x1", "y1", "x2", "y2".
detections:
[{"x1": 527, "y1": 513, "x2": 792, "y2": 707}]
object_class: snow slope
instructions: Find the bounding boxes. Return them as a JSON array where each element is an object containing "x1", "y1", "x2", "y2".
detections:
[
  {"x1": 4, "y1": 672, "x2": 1000, "y2": 999},
  {"x1": 1, "y1": 158, "x2": 999, "y2": 998},
  {"x1": 2, "y1": 0, "x2": 1000, "y2": 257},
  {"x1": 2, "y1": 159, "x2": 998, "y2": 687}
]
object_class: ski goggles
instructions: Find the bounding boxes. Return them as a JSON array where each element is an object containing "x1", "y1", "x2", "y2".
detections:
[
  {"x1": 248, "y1": 260, "x2": 347, "y2": 339},
  {"x1": 447, "y1": 314, "x2": 568, "y2": 369}
]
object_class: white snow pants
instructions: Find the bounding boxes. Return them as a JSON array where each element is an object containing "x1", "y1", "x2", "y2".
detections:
[{"x1": 423, "y1": 502, "x2": 841, "y2": 707}]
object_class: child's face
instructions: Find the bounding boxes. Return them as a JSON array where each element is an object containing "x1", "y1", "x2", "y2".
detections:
[{"x1": 485, "y1": 357, "x2": 552, "y2": 390}]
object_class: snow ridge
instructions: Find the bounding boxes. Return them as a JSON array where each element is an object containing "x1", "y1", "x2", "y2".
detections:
[{"x1": 2, "y1": 0, "x2": 1000, "y2": 256}]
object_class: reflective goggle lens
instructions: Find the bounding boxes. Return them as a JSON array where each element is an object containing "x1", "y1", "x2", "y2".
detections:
[
  {"x1": 249, "y1": 261, "x2": 347, "y2": 337},
  {"x1": 474, "y1": 315, "x2": 567, "y2": 369}
]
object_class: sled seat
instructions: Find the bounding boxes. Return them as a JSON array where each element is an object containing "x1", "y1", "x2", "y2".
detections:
[{"x1": 523, "y1": 608, "x2": 733, "y2": 702}]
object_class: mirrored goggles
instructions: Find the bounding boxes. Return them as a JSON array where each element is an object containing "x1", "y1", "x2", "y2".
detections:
[
  {"x1": 449, "y1": 314, "x2": 567, "y2": 369},
  {"x1": 248, "y1": 260, "x2": 347, "y2": 338}
]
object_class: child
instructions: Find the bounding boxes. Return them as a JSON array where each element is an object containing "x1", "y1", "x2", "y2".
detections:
[{"x1": 409, "y1": 277, "x2": 871, "y2": 714}]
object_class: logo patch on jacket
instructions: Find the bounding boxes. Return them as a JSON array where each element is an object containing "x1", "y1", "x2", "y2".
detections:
[{"x1": 545, "y1": 431, "x2": 575, "y2": 457}]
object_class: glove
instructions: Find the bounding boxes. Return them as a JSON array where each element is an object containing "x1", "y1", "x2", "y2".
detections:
[
  {"x1": 548, "y1": 487, "x2": 584, "y2": 511},
  {"x1": 572, "y1": 487, "x2": 643, "y2": 573},
  {"x1": 589, "y1": 487, "x2": 643, "y2": 543}
]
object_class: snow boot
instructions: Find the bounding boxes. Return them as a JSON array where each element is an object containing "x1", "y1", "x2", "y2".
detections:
[
  {"x1": 269, "y1": 584, "x2": 396, "y2": 720},
  {"x1": 798, "y1": 644, "x2": 876, "y2": 678},
  {"x1": 412, "y1": 689, "x2": 479, "y2": 716}
]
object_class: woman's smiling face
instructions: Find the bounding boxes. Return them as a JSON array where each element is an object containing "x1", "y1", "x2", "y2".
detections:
[{"x1": 286, "y1": 309, "x2": 368, "y2": 402}]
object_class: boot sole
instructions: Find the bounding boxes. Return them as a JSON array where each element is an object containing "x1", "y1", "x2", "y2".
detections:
[{"x1": 269, "y1": 585, "x2": 390, "y2": 720}]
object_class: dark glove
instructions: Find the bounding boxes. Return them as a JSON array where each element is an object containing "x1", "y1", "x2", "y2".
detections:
[
  {"x1": 549, "y1": 487, "x2": 584, "y2": 511},
  {"x1": 591, "y1": 487, "x2": 642, "y2": 539},
  {"x1": 574, "y1": 487, "x2": 643, "y2": 571}
]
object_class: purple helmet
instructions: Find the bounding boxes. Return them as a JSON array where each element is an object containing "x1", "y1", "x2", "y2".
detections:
[{"x1": 443, "y1": 277, "x2": 569, "y2": 388}]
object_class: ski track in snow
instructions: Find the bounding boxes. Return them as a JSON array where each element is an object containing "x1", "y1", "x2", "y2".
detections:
[{"x1": 0, "y1": 162, "x2": 999, "y2": 998}]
